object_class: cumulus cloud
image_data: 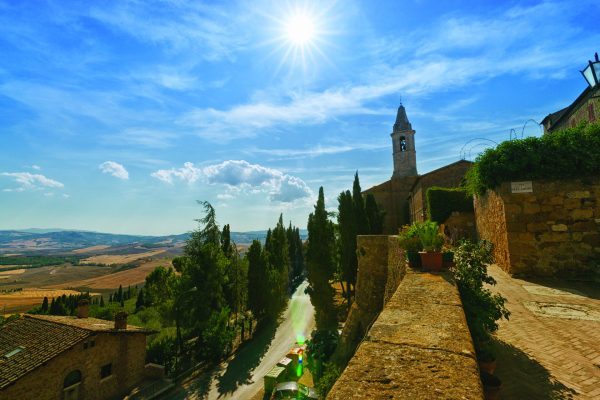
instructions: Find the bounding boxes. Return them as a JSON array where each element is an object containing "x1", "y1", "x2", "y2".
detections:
[
  {"x1": 1, "y1": 172, "x2": 64, "y2": 191},
  {"x1": 150, "y1": 162, "x2": 201, "y2": 184},
  {"x1": 31, "y1": 165, "x2": 41, "y2": 170},
  {"x1": 151, "y1": 160, "x2": 313, "y2": 203},
  {"x1": 99, "y1": 161, "x2": 129, "y2": 180}
]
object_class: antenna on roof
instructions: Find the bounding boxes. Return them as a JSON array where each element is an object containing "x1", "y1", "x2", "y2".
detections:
[{"x1": 399, "y1": 95, "x2": 403, "y2": 106}]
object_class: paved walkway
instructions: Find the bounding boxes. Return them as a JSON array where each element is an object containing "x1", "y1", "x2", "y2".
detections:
[{"x1": 488, "y1": 265, "x2": 600, "y2": 400}]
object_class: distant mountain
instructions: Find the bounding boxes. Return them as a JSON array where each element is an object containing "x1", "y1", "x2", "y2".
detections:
[{"x1": 0, "y1": 229, "x2": 307, "y2": 253}]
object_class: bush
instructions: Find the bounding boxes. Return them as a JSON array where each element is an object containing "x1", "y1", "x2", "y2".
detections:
[
  {"x1": 415, "y1": 221, "x2": 444, "y2": 252},
  {"x1": 451, "y1": 240, "x2": 510, "y2": 344},
  {"x1": 466, "y1": 122, "x2": 600, "y2": 195},
  {"x1": 426, "y1": 187, "x2": 473, "y2": 223},
  {"x1": 397, "y1": 224, "x2": 423, "y2": 252},
  {"x1": 316, "y1": 362, "x2": 341, "y2": 397}
]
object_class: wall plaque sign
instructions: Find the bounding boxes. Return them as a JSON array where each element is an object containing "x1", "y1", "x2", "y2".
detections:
[{"x1": 511, "y1": 181, "x2": 533, "y2": 193}]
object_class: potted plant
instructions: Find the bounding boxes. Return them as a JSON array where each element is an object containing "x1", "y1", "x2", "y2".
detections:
[
  {"x1": 398, "y1": 224, "x2": 422, "y2": 269},
  {"x1": 416, "y1": 221, "x2": 444, "y2": 271}
]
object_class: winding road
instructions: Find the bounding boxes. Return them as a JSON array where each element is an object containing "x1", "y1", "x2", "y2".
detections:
[{"x1": 171, "y1": 280, "x2": 315, "y2": 399}]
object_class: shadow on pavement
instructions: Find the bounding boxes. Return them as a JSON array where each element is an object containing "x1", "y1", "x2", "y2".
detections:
[
  {"x1": 520, "y1": 276, "x2": 600, "y2": 300},
  {"x1": 492, "y1": 338, "x2": 578, "y2": 400},
  {"x1": 215, "y1": 319, "x2": 279, "y2": 396}
]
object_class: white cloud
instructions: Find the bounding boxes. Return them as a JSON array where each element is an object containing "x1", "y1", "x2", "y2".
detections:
[
  {"x1": 31, "y1": 165, "x2": 41, "y2": 170},
  {"x1": 0, "y1": 172, "x2": 64, "y2": 191},
  {"x1": 150, "y1": 162, "x2": 201, "y2": 184},
  {"x1": 151, "y1": 160, "x2": 313, "y2": 203},
  {"x1": 99, "y1": 161, "x2": 129, "y2": 180}
]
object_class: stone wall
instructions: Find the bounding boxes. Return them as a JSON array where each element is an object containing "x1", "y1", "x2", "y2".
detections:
[
  {"x1": 409, "y1": 160, "x2": 472, "y2": 223},
  {"x1": 474, "y1": 179, "x2": 600, "y2": 276},
  {"x1": 333, "y1": 235, "x2": 406, "y2": 366},
  {"x1": 2, "y1": 332, "x2": 148, "y2": 400},
  {"x1": 328, "y1": 271, "x2": 483, "y2": 399},
  {"x1": 364, "y1": 176, "x2": 418, "y2": 234}
]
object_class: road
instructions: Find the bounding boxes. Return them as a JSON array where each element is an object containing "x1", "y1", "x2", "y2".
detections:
[{"x1": 173, "y1": 280, "x2": 315, "y2": 400}]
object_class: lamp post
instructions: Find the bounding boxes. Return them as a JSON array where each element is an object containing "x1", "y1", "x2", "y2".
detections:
[{"x1": 581, "y1": 52, "x2": 600, "y2": 88}]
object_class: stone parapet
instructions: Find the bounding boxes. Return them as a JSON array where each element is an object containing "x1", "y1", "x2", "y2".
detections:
[
  {"x1": 333, "y1": 235, "x2": 406, "y2": 366},
  {"x1": 475, "y1": 179, "x2": 600, "y2": 276},
  {"x1": 328, "y1": 271, "x2": 483, "y2": 399}
]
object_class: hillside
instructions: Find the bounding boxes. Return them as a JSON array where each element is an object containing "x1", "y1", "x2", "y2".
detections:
[{"x1": 0, "y1": 229, "x2": 307, "y2": 253}]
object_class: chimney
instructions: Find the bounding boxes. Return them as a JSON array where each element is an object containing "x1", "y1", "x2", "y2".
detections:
[
  {"x1": 76, "y1": 299, "x2": 90, "y2": 319},
  {"x1": 114, "y1": 311, "x2": 128, "y2": 330}
]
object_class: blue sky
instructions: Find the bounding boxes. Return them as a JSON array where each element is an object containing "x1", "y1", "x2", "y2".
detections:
[{"x1": 0, "y1": 0, "x2": 599, "y2": 235}]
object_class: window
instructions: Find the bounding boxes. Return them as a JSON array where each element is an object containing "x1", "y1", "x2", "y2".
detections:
[
  {"x1": 100, "y1": 363, "x2": 112, "y2": 379},
  {"x1": 63, "y1": 370, "x2": 81, "y2": 400},
  {"x1": 399, "y1": 136, "x2": 407, "y2": 151},
  {"x1": 3, "y1": 346, "x2": 24, "y2": 359}
]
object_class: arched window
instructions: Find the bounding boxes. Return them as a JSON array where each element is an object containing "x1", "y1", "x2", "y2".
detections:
[
  {"x1": 63, "y1": 370, "x2": 81, "y2": 400},
  {"x1": 399, "y1": 136, "x2": 407, "y2": 151}
]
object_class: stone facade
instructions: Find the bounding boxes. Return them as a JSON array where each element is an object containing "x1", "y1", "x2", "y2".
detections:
[
  {"x1": 364, "y1": 104, "x2": 472, "y2": 233},
  {"x1": 408, "y1": 160, "x2": 473, "y2": 223},
  {"x1": 474, "y1": 179, "x2": 600, "y2": 276},
  {"x1": 333, "y1": 235, "x2": 406, "y2": 366},
  {"x1": 328, "y1": 270, "x2": 483, "y2": 400},
  {"x1": 2, "y1": 331, "x2": 148, "y2": 400},
  {"x1": 542, "y1": 83, "x2": 599, "y2": 134}
]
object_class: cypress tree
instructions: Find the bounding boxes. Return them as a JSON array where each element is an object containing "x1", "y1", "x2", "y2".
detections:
[
  {"x1": 352, "y1": 172, "x2": 369, "y2": 235},
  {"x1": 117, "y1": 285, "x2": 123, "y2": 302},
  {"x1": 41, "y1": 297, "x2": 49, "y2": 313},
  {"x1": 221, "y1": 224, "x2": 232, "y2": 259},
  {"x1": 365, "y1": 194, "x2": 385, "y2": 234},
  {"x1": 109, "y1": 293, "x2": 113, "y2": 303},
  {"x1": 136, "y1": 288, "x2": 145, "y2": 310},
  {"x1": 247, "y1": 240, "x2": 269, "y2": 319},
  {"x1": 306, "y1": 187, "x2": 337, "y2": 330},
  {"x1": 337, "y1": 189, "x2": 357, "y2": 303},
  {"x1": 100, "y1": 295, "x2": 105, "y2": 307}
]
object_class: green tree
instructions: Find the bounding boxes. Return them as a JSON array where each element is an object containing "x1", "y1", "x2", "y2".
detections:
[
  {"x1": 266, "y1": 214, "x2": 289, "y2": 315},
  {"x1": 221, "y1": 223, "x2": 233, "y2": 259},
  {"x1": 117, "y1": 285, "x2": 123, "y2": 302},
  {"x1": 135, "y1": 288, "x2": 145, "y2": 310},
  {"x1": 247, "y1": 240, "x2": 269, "y2": 320},
  {"x1": 99, "y1": 295, "x2": 105, "y2": 308},
  {"x1": 337, "y1": 190, "x2": 357, "y2": 303},
  {"x1": 365, "y1": 193, "x2": 384, "y2": 234},
  {"x1": 144, "y1": 266, "x2": 176, "y2": 306},
  {"x1": 41, "y1": 296, "x2": 49, "y2": 313},
  {"x1": 306, "y1": 187, "x2": 337, "y2": 330},
  {"x1": 352, "y1": 172, "x2": 368, "y2": 235}
]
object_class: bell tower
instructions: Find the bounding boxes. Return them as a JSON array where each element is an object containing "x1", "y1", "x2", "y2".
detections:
[{"x1": 391, "y1": 103, "x2": 417, "y2": 177}]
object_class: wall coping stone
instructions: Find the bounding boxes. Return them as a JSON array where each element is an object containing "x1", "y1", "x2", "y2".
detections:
[{"x1": 328, "y1": 270, "x2": 483, "y2": 399}]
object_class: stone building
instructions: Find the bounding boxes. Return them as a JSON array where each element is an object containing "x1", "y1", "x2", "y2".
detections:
[
  {"x1": 0, "y1": 310, "x2": 165, "y2": 400},
  {"x1": 542, "y1": 53, "x2": 600, "y2": 133},
  {"x1": 364, "y1": 104, "x2": 472, "y2": 232}
]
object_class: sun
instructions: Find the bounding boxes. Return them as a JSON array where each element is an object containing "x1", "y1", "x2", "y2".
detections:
[{"x1": 286, "y1": 13, "x2": 316, "y2": 46}]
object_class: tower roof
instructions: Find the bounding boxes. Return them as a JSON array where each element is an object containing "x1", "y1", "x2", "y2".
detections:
[{"x1": 393, "y1": 104, "x2": 412, "y2": 132}]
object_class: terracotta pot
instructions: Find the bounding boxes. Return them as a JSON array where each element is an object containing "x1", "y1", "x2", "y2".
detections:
[
  {"x1": 419, "y1": 251, "x2": 443, "y2": 271},
  {"x1": 479, "y1": 359, "x2": 497, "y2": 375}
]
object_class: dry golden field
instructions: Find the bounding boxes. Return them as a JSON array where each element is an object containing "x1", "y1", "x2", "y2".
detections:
[
  {"x1": 47, "y1": 258, "x2": 172, "y2": 290},
  {"x1": 80, "y1": 249, "x2": 166, "y2": 265},
  {"x1": 72, "y1": 245, "x2": 110, "y2": 254},
  {"x1": 0, "y1": 288, "x2": 85, "y2": 313}
]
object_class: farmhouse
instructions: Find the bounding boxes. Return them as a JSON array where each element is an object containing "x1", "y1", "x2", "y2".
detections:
[{"x1": 0, "y1": 304, "x2": 167, "y2": 400}]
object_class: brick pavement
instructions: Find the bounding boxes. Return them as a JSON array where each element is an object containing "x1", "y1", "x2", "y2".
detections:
[{"x1": 488, "y1": 265, "x2": 600, "y2": 400}]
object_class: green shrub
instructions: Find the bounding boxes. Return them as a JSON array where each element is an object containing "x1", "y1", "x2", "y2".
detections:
[
  {"x1": 316, "y1": 362, "x2": 341, "y2": 397},
  {"x1": 451, "y1": 240, "x2": 510, "y2": 344},
  {"x1": 426, "y1": 186, "x2": 474, "y2": 223},
  {"x1": 466, "y1": 122, "x2": 600, "y2": 195}
]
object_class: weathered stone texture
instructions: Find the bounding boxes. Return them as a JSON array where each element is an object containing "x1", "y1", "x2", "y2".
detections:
[
  {"x1": 328, "y1": 272, "x2": 483, "y2": 400},
  {"x1": 1, "y1": 332, "x2": 147, "y2": 400},
  {"x1": 334, "y1": 236, "x2": 406, "y2": 366},
  {"x1": 475, "y1": 179, "x2": 600, "y2": 276}
]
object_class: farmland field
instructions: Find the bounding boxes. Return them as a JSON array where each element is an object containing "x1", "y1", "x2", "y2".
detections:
[
  {"x1": 0, "y1": 288, "x2": 86, "y2": 313},
  {"x1": 46, "y1": 258, "x2": 172, "y2": 290},
  {"x1": 72, "y1": 245, "x2": 110, "y2": 254},
  {"x1": 80, "y1": 249, "x2": 166, "y2": 265}
]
